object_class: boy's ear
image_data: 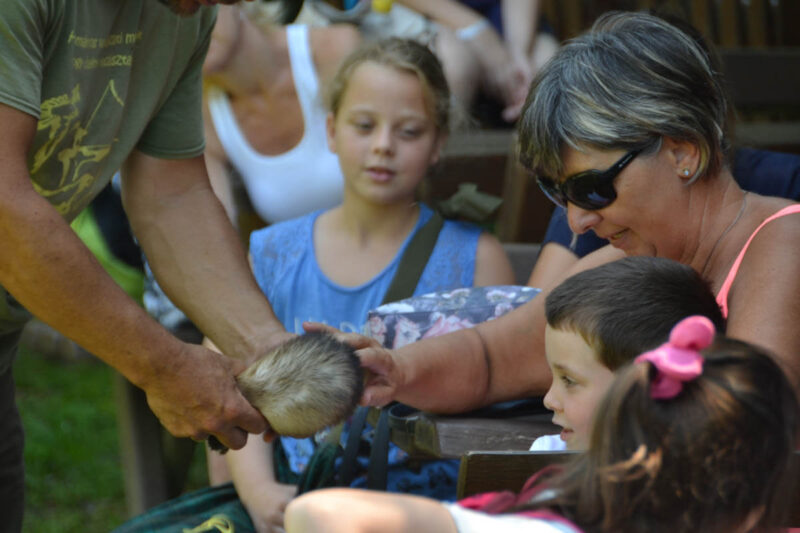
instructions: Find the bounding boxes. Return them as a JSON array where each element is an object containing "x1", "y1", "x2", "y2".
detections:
[{"x1": 325, "y1": 112, "x2": 337, "y2": 153}]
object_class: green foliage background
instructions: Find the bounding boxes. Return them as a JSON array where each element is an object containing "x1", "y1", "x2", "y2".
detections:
[{"x1": 14, "y1": 347, "x2": 207, "y2": 533}]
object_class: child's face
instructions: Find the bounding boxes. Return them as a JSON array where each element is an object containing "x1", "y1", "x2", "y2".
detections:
[
  {"x1": 543, "y1": 325, "x2": 615, "y2": 450},
  {"x1": 326, "y1": 61, "x2": 444, "y2": 206}
]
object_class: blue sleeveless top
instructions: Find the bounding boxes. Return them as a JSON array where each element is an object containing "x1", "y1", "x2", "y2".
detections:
[
  {"x1": 249, "y1": 203, "x2": 481, "y2": 499},
  {"x1": 250, "y1": 204, "x2": 480, "y2": 333}
]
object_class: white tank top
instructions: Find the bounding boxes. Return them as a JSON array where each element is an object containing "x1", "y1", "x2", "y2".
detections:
[{"x1": 207, "y1": 24, "x2": 344, "y2": 223}]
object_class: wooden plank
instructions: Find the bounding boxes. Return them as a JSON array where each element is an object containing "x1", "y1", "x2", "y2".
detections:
[
  {"x1": 733, "y1": 122, "x2": 800, "y2": 154},
  {"x1": 457, "y1": 451, "x2": 578, "y2": 499},
  {"x1": 114, "y1": 373, "x2": 197, "y2": 517},
  {"x1": 502, "y1": 242, "x2": 542, "y2": 285},
  {"x1": 457, "y1": 450, "x2": 800, "y2": 527},
  {"x1": 497, "y1": 134, "x2": 531, "y2": 242},
  {"x1": 690, "y1": 0, "x2": 714, "y2": 42},
  {"x1": 719, "y1": 48, "x2": 800, "y2": 108},
  {"x1": 114, "y1": 373, "x2": 170, "y2": 516},
  {"x1": 561, "y1": 0, "x2": 584, "y2": 40},
  {"x1": 746, "y1": 0, "x2": 769, "y2": 47},
  {"x1": 442, "y1": 130, "x2": 514, "y2": 158},
  {"x1": 718, "y1": 0, "x2": 742, "y2": 46},
  {"x1": 778, "y1": 1, "x2": 800, "y2": 46},
  {"x1": 376, "y1": 406, "x2": 559, "y2": 460}
]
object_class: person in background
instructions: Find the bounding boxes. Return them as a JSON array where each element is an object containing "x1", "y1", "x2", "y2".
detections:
[
  {"x1": 401, "y1": 0, "x2": 558, "y2": 122},
  {"x1": 300, "y1": 0, "x2": 558, "y2": 124},
  {"x1": 202, "y1": 2, "x2": 360, "y2": 226},
  {"x1": 215, "y1": 38, "x2": 513, "y2": 532}
]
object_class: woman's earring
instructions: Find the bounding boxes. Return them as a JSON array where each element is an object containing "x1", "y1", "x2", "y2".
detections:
[{"x1": 682, "y1": 168, "x2": 691, "y2": 177}]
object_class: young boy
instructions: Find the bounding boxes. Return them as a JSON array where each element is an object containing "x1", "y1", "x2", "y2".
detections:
[{"x1": 534, "y1": 255, "x2": 725, "y2": 451}]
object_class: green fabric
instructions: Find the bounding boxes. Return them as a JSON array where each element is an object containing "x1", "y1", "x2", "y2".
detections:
[
  {"x1": 112, "y1": 483, "x2": 253, "y2": 533},
  {"x1": 0, "y1": 0, "x2": 214, "y2": 221},
  {"x1": 437, "y1": 183, "x2": 503, "y2": 223},
  {"x1": 70, "y1": 208, "x2": 145, "y2": 303}
]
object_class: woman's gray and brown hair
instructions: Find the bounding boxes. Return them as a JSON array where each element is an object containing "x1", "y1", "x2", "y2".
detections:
[{"x1": 518, "y1": 11, "x2": 730, "y2": 184}]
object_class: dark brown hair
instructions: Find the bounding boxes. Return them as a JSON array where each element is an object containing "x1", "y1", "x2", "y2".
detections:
[
  {"x1": 545, "y1": 256, "x2": 725, "y2": 370},
  {"x1": 520, "y1": 337, "x2": 798, "y2": 532}
]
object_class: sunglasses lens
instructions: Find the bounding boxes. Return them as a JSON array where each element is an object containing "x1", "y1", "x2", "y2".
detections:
[
  {"x1": 536, "y1": 178, "x2": 567, "y2": 208},
  {"x1": 566, "y1": 172, "x2": 615, "y2": 210}
]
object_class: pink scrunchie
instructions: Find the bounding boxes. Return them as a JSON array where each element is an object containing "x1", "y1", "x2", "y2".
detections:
[{"x1": 634, "y1": 316, "x2": 714, "y2": 399}]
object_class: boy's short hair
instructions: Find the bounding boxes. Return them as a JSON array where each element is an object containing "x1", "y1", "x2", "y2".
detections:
[{"x1": 545, "y1": 256, "x2": 725, "y2": 370}]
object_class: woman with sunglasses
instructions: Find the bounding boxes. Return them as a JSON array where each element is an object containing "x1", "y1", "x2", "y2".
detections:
[{"x1": 309, "y1": 10, "x2": 800, "y2": 417}]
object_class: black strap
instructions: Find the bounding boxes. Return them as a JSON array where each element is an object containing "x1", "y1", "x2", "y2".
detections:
[
  {"x1": 338, "y1": 210, "x2": 445, "y2": 490},
  {"x1": 366, "y1": 407, "x2": 392, "y2": 490},
  {"x1": 380, "y1": 211, "x2": 444, "y2": 305},
  {"x1": 337, "y1": 406, "x2": 370, "y2": 487}
]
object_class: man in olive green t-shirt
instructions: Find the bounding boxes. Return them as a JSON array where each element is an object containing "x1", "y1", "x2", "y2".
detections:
[{"x1": 0, "y1": 1, "x2": 294, "y2": 529}]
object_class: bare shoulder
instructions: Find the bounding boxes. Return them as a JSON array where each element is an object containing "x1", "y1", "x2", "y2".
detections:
[
  {"x1": 727, "y1": 200, "x2": 800, "y2": 389},
  {"x1": 474, "y1": 231, "x2": 514, "y2": 286},
  {"x1": 740, "y1": 199, "x2": 800, "y2": 272},
  {"x1": 310, "y1": 24, "x2": 362, "y2": 82}
]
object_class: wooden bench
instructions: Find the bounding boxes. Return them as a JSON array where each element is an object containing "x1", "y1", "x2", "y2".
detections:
[
  {"x1": 457, "y1": 450, "x2": 577, "y2": 499},
  {"x1": 368, "y1": 404, "x2": 557, "y2": 460},
  {"x1": 538, "y1": 0, "x2": 800, "y2": 157},
  {"x1": 456, "y1": 449, "x2": 800, "y2": 527}
]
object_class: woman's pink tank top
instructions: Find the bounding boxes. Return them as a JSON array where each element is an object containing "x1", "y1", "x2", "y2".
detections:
[{"x1": 716, "y1": 204, "x2": 800, "y2": 317}]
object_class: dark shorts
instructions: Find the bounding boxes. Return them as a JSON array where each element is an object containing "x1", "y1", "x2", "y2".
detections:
[{"x1": 0, "y1": 367, "x2": 25, "y2": 532}]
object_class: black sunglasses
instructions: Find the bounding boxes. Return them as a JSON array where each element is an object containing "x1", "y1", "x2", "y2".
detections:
[{"x1": 536, "y1": 148, "x2": 643, "y2": 210}]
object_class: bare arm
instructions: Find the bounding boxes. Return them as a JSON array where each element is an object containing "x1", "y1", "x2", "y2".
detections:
[
  {"x1": 724, "y1": 213, "x2": 800, "y2": 392},
  {"x1": 501, "y1": 0, "x2": 540, "y2": 64},
  {"x1": 0, "y1": 105, "x2": 169, "y2": 385},
  {"x1": 396, "y1": 0, "x2": 520, "y2": 111},
  {"x1": 0, "y1": 103, "x2": 265, "y2": 448},
  {"x1": 395, "y1": 0, "x2": 483, "y2": 29},
  {"x1": 121, "y1": 150, "x2": 288, "y2": 361},
  {"x1": 473, "y1": 232, "x2": 515, "y2": 286},
  {"x1": 202, "y1": 337, "x2": 295, "y2": 532},
  {"x1": 202, "y1": 96, "x2": 238, "y2": 223},
  {"x1": 527, "y1": 242, "x2": 579, "y2": 289},
  {"x1": 285, "y1": 488, "x2": 457, "y2": 533},
  {"x1": 350, "y1": 244, "x2": 624, "y2": 413},
  {"x1": 225, "y1": 434, "x2": 295, "y2": 532}
]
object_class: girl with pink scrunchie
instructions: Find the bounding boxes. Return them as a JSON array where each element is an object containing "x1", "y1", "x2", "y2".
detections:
[{"x1": 285, "y1": 315, "x2": 799, "y2": 532}]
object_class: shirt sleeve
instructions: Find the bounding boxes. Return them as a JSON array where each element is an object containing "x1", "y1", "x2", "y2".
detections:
[
  {"x1": 0, "y1": 0, "x2": 47, "y2": 117},
  {"x1": 135, "y1": 10, "x2": 216, "y2": 159},
  {"x1": 444, "y1": 504, "x2": 570, "y2": 533}
]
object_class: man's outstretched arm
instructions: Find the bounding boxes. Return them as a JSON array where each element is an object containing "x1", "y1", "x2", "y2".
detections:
[{"x1": 0, "y1": 103, "x2": 267, "y2": 449}]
